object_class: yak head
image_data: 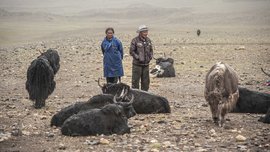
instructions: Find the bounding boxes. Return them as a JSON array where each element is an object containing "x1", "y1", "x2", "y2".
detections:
[
  {"x1": 38, "y1": 49, "x2": 60, "y2": 74},
  {"x1": 101, "y1": 94, "x2": 136, "y2": 119},
  {"x1": 114, "y1": 94, "x2": 136, "y2": 118},
  {"x1": 97, "y1": 78, "x2": 130, "y2": 96},
  {"x1": 206, "y1": 90, "x2": 227, "y2": 126},
  {"x1": 150, "y1": 56, "x2": 174, "y2": 77},
  {"x1": 97, "y1": 79, "x2": 136, "y2": 118}
]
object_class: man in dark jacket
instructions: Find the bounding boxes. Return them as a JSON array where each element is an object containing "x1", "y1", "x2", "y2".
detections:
[{"x1": 130, "y1": 25, "x2": 153, "y2": 91}]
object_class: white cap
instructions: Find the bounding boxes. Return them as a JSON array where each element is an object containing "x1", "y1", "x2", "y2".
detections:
[{"x1": 137, "y1": 25, "x2": 149, "y2": 33}]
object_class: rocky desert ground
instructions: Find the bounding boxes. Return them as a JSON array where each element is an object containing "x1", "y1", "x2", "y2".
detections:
[{"x1": 0, "y1": 0, "x2": 270, "y2": 152}]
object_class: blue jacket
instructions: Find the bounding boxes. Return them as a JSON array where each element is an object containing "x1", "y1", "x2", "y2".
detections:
[{"x1": 101, "y1": 36, "x2": 124, "y2": 77}]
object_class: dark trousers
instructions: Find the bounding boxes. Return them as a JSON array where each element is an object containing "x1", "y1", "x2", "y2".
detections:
[
  {"x1": 106, "y1": 77, "x2": 121, "y2": 83},
  {"x1": 132, "y1": 64, "x2": 150, "y2": 91}
]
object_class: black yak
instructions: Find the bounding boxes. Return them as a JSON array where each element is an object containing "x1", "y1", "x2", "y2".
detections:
[
  {"x1": 98, "y1": 79, "x2": 171, "y2": 114},
  {"x1": 61, "y1": 101, "x2": 134, "y2": 136},
  {"x1": 26, "y1": 49, "x2": 60, "y2": 108},
  {"x1": 150, "y1": 57, "x2": 175, "y2": 78},
  {"x1": 231, "y1": 87, "x2": 270, "y2": 124},
  {"x1": 197, "y1": 29, "x2": 201, "y2": 36},
  {"x1": 51, "y1": 91, "x2": 136, "y2": 127},
  {"x1": 204, "y1": 62, "x2": 239, "y2": 126}
]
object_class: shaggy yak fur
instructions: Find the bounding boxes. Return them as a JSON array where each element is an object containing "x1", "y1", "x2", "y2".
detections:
[
  {"x1": 26, "y1": 49, "x2": 60, "y2": 108},
  {"x1": 98, "y1": 80, "x2": 171, "y2": 114},
  {"x1": 204, "y1": 62, "x2": 239, "y2": 126},
  {"x1": 51, "y1": 93, "x2": 136, "y2": 127},
  {"x1": 232, "y1": 87, "x2": 270, "y2": 124},
  {"x1": 61, "y1": 103, "x2": 132, "y2": 136}
]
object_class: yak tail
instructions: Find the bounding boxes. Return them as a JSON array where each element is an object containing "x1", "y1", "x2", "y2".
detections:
[{"x1": 26, "y1": 58, "x2": 55, "y2": 107}]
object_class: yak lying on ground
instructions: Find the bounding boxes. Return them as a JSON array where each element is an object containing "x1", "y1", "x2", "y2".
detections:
[
  {"x1": 231, "y1": 87, "x2": 270, "y2": 124},
  {"x1": 98, "y1": 80, "x2": 171, "y2": 114},
  {"x1": 51, "y1": 91, "x2": 136, "y2": 127},
  {"x1": 232, "y1": 87, "x2": 270, "y2": 113},
  {"x1": 26, "y1": 49, "x2": 60, "y2": 108},
  {"x1": 204, "y1": 62, "x2": 239, "y2": 126},
  {"x1": 61, "y1": 103, "x2": 132, "y2": 136},
  {"x1": 150, "y1": 57, "x2": 175, "y2": 78}
]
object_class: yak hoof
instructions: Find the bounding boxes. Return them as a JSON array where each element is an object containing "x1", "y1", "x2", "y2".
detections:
[{"x1": 34, "y1": 101, "x2": 45, "y2": 109}]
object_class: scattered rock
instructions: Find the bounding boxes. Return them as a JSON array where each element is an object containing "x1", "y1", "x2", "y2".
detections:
[
  {"x1": 22, "y1": 131, "x2": 30, "y2": 136},
  {"x1": 235, "y1": 46, "x2": 245, "y2": 50},
  {"x1": 11, "y1": 129, "x2": 22, "y2": 136},
  {"x1": 99, "y1": 138, "x2": 110, "y2": 145},
  {"x1": 162, "y1": 141, "x2": 172, "y2": 148},
  {"x1": 0, "y1": 132, "x2": 11, "y2": 142},
  {"x1": 236, "y1": 135, "x2": 246, "y2": 142},
  {"x1": 59, "y1": 143, "x2": 66, "y2": 150},
  {"x1": 237, "y1": 145, "x2": 247, "y2": 151},
  {"x1": 45, "y1": 132, "x2": 54, "y2": 138},
  {"x1": 84, "y1": 140, "x2": 99, "y2": 145}
]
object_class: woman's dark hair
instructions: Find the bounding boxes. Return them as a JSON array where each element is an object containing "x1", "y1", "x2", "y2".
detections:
[{"x1": 105, "y1": 27, "x2": 114, "y2": 34}]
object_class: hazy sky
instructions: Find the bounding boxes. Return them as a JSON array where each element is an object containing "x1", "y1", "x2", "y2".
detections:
[{"x1": 0, "y1": 0, "x2": 269, "y2": 16}]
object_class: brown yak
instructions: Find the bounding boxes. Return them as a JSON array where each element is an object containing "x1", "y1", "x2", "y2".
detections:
[{"x1": 205, "y1": 62, "x2": 239, "y2": 126}]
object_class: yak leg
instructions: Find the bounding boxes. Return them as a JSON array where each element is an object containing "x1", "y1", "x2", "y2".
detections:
[
  {"x1": 35, "y1": 99, "x2": 45, "y2": 109},
  {"x1": 220, "y1": 107, "x2": 227, "y2": 127}
]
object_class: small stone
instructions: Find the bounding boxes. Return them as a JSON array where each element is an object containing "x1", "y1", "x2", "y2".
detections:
[
  {"x1": 196, "y1": 147, "x2": 208, "y2": 152},
  {"x1": 45, "y1": 132, "x2": 54, "y2": 138},
  {"x1": 40, "y1": 115, "x2": 47, "y2": 120},
  {"x1": 183, "y1": 145, "x2": 189, "y2": 151},
  {"x1": 150, "y1": 139, "x2": 158, "y2": 143},
  {"x1": 150, "y1": 149, "x2": 159, "y2": 152},
  {"x1": 59, "y1": 143, "x2": 66, "y2": 150},
  {"x1": 11, "y1": 129, "x2": 22, "y2": 136},
  {"x1": 236, "y1": 135, "x2": 246, "y2": 142},
  {"x1": 209, "y1": 129, "x2": 215, "y2": 134},
  {"x1": 162, "y1": 141, "x2": 172, "y2": 148},
  {"x1": 99, "y1": 138, "x2": 110, "y2": 145},
  {"x1": 237, "y1": 145, "x2": 247, "y2": 151},
  {"x1": 195, "y1": 143, "x2": 201, "y2": 147},
  {"x1": 84, "y1": 140, "x2": 99, "y2": 145},
  {"x1": 22, "y1": 131, "x2": 30, "y2": 136}
]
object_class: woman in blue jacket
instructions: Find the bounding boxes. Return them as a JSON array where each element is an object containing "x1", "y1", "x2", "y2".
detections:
[{"x1": 101, "y1": 27, "x2": 124, "y2": 83}]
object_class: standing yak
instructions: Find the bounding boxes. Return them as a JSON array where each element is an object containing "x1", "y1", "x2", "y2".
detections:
[
  {"x1": 197, "y1": 29, "x2": 201, "y2": 37},
  {"x1": 204, "y1": 62, "x2": 239, "y2": 126},
  {"x1": 26, "y1": 49, "x2": 60, "y2": 108}
]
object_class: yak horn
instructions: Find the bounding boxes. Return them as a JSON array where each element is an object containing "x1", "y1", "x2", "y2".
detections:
[
  {"x1": 153, "y1": 56, "x2": 158, "y2": 60},
  {"x1": 113, "y1": 94, "x2": 119, "y2": 103},
  {"x1": 119, "y1": 88, "x2": 125, "y2": 97},
  {"x1": 97, "y1": 78, "x2": 103, "y2": 88},
  {"x1": 127, "y1": 94, "x2": 134, "y2": 104},
  {"x1": 113, "y1": 94, "x2": 122, "y2": 103},
  {"x1": 261, "y1": 68, "x2": 270, "y2": 77}
]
